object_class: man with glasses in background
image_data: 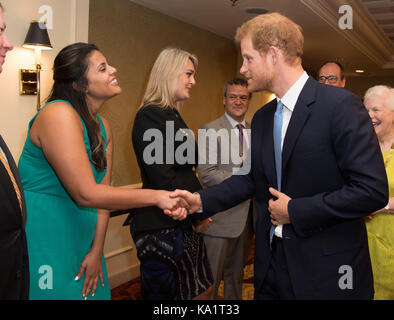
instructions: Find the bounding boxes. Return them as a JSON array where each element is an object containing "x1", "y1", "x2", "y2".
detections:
[{"x1": 318, "y1": 61, "x2": 346, "y2": 88}]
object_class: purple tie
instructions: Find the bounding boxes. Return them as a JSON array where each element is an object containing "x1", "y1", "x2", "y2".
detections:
[{"x1": 236, "y1": 124, "x2": 245, "y2": 157}]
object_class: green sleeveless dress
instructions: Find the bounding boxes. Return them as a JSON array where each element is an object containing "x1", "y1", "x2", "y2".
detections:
[{"x1": 18, "y1": 100, "x2": 110, "y2": 300}]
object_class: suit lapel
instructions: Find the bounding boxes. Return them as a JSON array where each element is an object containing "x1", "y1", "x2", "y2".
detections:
[
  {"x1": 220, "y1": 114, "x2": 233, "y2": 131},
  {"x1": 282, "y1": 77, "x2": 316, "y2": 175},
  {"x1": 259, "y1": 100, "x2": 277, "y2": 188},
  {"x1": 0, "y1": 135, "x2": 24, "y2": 217},
  {"x1": 171, "y1": 107, "x2": 200, "y2": 164},
  {"x1": 220, "y1": 115, "x2": 238, "y2": 158}
]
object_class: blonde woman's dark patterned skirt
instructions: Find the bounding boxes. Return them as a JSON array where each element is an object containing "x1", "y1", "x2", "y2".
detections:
[{"x1": 130, "y1": 219, "x2": 213, "y2": 300}]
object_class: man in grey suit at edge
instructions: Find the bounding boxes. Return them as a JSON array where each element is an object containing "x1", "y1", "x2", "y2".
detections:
[
  {"x1": 197, "y1": 78, "x2": 255, "y2": 300},
  {"x1": 0, "y1": 2, "x2": 29, "y2": 299}
]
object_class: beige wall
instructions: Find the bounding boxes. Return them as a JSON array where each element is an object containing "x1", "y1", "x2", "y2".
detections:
[
  {"x1": 346, "y1": 76, "x2": 394, "y2": 99},
  {"x1": 0, "y1": 0, "x2": 89, "y2": 160}
]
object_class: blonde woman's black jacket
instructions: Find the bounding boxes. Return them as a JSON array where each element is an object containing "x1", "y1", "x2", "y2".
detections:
[{"x1": 131, "y1": 105, "x2": 201, "y2": 232}]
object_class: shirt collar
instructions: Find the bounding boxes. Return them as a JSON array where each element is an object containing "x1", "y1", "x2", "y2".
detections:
[
  {"x1": 0, "y1": 147, "x2": 7, "y2": 164},
  {"x1": 276, "y1": 71, "x2": 309, "y2": 112},
  {"x1": 224, "y1": 112, "x2": 246, "y2": 128}
]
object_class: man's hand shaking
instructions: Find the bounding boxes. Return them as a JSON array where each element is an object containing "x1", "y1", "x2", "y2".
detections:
[{"x1": 162, "y1": 189, "x2": 202, "y2": 220}]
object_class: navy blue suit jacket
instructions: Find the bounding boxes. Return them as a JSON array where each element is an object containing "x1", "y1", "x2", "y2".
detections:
[{"x1": 198, "y1": 77, "x2": 388, "y2": 299}]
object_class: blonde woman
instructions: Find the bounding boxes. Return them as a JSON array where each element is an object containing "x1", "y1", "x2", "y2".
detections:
[
  {"x1": 130, "y1": 48, "x2": 213, "y2": 300},
  {"x1": 364, "y1": 85, "x2": 394, "y2": 299}
]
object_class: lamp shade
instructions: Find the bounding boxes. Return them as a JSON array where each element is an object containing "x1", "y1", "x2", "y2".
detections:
[{"x1": 22, "y1": 21, "x2": 52, "y2": 50}]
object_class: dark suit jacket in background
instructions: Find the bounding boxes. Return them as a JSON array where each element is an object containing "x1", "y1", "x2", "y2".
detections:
[
  {"x1": 0, "y1": 135, "x2": 29, "y2": 299},
  {"x1": 131, "y1": 105, "x2": 201, "y2": 232},
  {"x1": 198, "y1": 77, "x2": 388, "y2": 299}
]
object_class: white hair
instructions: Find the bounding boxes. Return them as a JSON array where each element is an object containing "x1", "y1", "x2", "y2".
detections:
[{"x1": 364, "y1": 85, "x2": 391, "y2": 103}]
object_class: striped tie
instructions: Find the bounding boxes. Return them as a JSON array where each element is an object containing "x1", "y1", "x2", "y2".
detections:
[{"x1": 0, "y1": 151, "x2": 22, "y2": 213}]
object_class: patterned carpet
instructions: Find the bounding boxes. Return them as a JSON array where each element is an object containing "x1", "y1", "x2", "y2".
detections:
[
  {"x1": 111, "y1": 240, "x2": 255, "y2": 300},
  {"x1": 217, "y1": 242, "x2": 255, "y2": 300}
]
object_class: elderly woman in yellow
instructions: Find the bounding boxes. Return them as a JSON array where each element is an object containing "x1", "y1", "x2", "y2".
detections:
[{"x1": 364, "y1": 85, "x2": 394, "y2": 300}]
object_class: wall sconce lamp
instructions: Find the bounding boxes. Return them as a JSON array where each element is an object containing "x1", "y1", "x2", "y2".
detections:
[{"x1": 20, "y1": 21, "x2": 52, "y2": 111}]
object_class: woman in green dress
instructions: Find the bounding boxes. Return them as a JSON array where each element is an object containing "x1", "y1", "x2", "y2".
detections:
[
  {"x1": 18, "y1": 43, "x2": 188, "y2": 300},
  {"x1": 364, "y1": 85, "x2": 394, "y2": 300}
]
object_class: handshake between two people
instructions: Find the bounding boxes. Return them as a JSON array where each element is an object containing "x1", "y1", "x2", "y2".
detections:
[
  {"x1": 156, "y1": 189, "x2": 202, "y2": 221},
  {"x1": 156, "y1": 187, "x2": 292, "y2": 226}
]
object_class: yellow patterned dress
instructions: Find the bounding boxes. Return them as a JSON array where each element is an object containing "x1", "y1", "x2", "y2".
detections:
[{"x1": 366, "y1": 148, "x2": 394, "y2": 300}]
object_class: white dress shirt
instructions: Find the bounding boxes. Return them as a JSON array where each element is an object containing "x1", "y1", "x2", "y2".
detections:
[{"x1": 274, "y1": 71, "x2": 309, "y2": 238}]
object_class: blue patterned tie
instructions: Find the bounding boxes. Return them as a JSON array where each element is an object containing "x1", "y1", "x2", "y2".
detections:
[{"x1": 270, "y1": 100, "x2": 284, "y2": 245}]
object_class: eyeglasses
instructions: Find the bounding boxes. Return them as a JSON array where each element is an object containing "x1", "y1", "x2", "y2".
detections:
[
  {"x1": 227, "y1": 94, "x2": 249, "y2": 102},
  {"x1": 318, "y1": 75, "x2": 339, "y2": 84}
]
